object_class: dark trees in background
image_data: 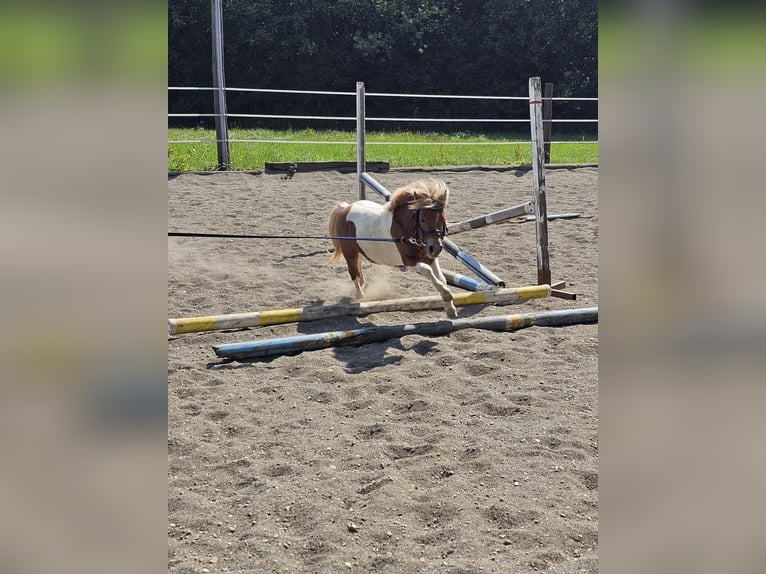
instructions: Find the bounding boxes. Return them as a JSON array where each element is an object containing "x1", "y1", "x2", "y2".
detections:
[{"x1": 169, "y1": 0, "x2": 597, "y2": 132}]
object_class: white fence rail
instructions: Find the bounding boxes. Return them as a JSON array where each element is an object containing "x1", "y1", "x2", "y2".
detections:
[{"x1": 167, "y1": 83, "x2": 598, "y2": 167}]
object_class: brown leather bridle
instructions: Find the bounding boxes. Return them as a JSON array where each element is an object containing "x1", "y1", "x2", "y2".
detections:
[{"x1": 410, "y1": 204, "x2": 447, "y2": 247}]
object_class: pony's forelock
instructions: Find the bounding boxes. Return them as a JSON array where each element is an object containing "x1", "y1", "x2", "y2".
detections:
[{"x1": 389, "y1": 179, "x2": 449, "y2": 212}]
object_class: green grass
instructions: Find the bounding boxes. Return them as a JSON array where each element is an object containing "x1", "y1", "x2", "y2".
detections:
[{"x1": 168, "y1": 128, "x2": 598, "y2": 171}]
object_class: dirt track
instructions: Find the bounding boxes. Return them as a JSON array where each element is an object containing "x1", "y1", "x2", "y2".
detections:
[{"x1": 168, "y1": 166, "x2": 598, "y2": 573}]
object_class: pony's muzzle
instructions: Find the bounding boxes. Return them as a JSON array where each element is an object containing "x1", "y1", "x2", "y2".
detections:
[{"x1": 427, "y1": 242, "x2": 443, "y2": 258}]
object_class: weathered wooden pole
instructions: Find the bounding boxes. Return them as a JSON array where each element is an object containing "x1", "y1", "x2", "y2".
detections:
[
  {"x1": 169, "y1": 285, "x2": 550, "y2": 335},
  {"x1": 514, "y1": 213, "x2": 581, "y2": 224},
  {"x1": 356, "y1": 82, "x2": 366, "y2": 200},
  {"x1": 213, "y1": 307, "x2": 598, "y2": 360},
  {"x1": 529, "y1": 77, "x2": 551, "y2": 285},
  {"x1": 210, "y1": 0, "x2": 230, "y2": 170},
  {"x1": 446, "y1": 202, "x2": 535, "y2": 235}
]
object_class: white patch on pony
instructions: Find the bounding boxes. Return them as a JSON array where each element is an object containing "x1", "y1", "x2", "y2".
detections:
[{"x1": 344, "y1": 200, "x2": 404, "y2": 267}]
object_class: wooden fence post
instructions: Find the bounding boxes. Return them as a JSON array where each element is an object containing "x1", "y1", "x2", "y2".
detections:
[
  {"x1": 529, "y1": 77, "x2": 551, "y2": 285},
  {"x1": 356, "y1": 82, "x2": 366, "y2": 200},
  {"x1": 210, "y1": 0, "x2": 230, "y2": 170}
]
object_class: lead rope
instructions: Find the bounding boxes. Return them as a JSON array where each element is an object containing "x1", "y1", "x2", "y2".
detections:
[{"x1": 168, "y1": 231, "x2": 414, "y2": 243}]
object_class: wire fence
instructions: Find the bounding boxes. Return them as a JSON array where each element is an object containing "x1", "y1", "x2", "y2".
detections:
[{"x1": 167, "y1": 85, "x2": 598, "y2": 149}]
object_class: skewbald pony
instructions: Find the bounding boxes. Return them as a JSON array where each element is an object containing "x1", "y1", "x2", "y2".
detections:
[{"x1": 327, "y1": 177, "x2": 457, "y2": 317}]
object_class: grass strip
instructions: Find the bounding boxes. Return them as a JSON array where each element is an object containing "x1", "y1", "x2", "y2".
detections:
[{"x1": 168, "y1": 128, "x2": 597, "y2": 171}]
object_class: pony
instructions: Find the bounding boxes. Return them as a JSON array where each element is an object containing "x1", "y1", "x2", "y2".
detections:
[{"x1": 328, "y1": 179, "x2": 457, "y2": 318}]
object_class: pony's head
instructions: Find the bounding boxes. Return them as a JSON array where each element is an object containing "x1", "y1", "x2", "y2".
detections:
[{"x1": 390, "y1": 179, "x2": 449, "y2": 260}]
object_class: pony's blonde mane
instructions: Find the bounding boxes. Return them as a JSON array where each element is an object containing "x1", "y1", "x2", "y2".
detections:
[{"x1": 387, "y1": 179, "x2": 449, "y2": 212}]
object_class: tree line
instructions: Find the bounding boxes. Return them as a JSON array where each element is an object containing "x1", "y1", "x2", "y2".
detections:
[{"x1": 169, "y1": 0, "x2": 597, "y2": 134}]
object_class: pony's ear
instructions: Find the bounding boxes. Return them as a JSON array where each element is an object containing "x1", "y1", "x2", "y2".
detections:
[{"x1": 407, "y1": 190, "x2": 421, "y2": 210}]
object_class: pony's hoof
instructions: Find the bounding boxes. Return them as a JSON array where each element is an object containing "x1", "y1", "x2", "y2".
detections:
[{"x1": 445, "y1": 304, "x2": 458, "y2": 319}]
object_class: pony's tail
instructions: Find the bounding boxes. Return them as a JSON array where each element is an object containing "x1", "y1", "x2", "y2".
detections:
[{"x1": 328, "y1": 202, "x2": 349, "y2": 264}]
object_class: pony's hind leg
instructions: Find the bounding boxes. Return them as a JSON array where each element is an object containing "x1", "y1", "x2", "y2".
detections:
[
  {"x1": 331, "y1": 207, "x2": 366, "y2": 300},
  {"x1": 415, "y1": 260, "x2": 457, "y2": 318},
  {"x1": 344, "y1": 248, "x2": 366, "y2": 299}
]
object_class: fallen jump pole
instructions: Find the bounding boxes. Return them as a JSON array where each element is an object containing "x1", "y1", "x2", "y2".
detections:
[
  {"x1": 513, "y1": 213, "x2": 581, "y2": 224},
  {"x1": 360, "y1": 172, "x2": 505, "y2": 286},
  {"x1": 441, "y1": 237, "x2": 505, "y2": 286},
  {"x1": 446, "y1": 202, "x2": 535, "y2": 235},
  {"x1": 169, "y1": 285, "x2": 550, "y2": 335},
  {"x1": 441, "y1": 269, "x2": 497, "y2": 292},
  {"x1": 360, "y1": 172, "x2": 392, "y2": 200},
  {"x1": 213, "y1": 306, "x2": 598, "y2": 361}
]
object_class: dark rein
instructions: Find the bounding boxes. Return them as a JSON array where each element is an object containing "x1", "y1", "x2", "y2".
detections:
[
  {"x1": 168, "y1": 203, "x2": 447, "y2": 247},
  {"x1": 168, "y1": 231, "x2": 416, "y2": 243}
]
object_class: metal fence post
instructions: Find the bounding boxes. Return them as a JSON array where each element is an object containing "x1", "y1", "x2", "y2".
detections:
[
  {"x1": 356, "y1": 82, "x2": 366, "y2": 200},
  {"x1": 211, "y1": 0, "x2": 230, "y2": 170}
]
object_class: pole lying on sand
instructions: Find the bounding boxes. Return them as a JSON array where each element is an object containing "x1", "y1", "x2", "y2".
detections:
[
  {"x1": 440, "y1": 237, "x2": 505, "y2": 286},
  {"x1": 359, "y1": 172, "x2": 505, "y2": 286},
  {"x1": 213, "y1": 306, "x2": 598, "y2": 361},
  {"x1": 168, "y1": 285, "x2": 551, "y2": 335},
  {"x1": 441, "y1": 269, "x2": 496, "y2": 292}
]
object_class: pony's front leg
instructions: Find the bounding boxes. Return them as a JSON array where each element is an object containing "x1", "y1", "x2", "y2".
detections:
[{"x1": 415, "y1": 260, "x2": 457, "y2": 318}]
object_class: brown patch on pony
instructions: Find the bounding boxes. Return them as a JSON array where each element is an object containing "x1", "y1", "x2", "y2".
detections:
[
  {"x1": 389, "y1": 179, "x2": 449, "y2": 266},
  {"x1": 328, "y1": 202, "x2": 365, "y2": 285}
]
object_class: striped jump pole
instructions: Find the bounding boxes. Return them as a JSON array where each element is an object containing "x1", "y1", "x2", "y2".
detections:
[
  {"x1": 446, "y1": 202, "x2": 535, "y2": 235},
  {"x1": 213, "y1": 306, "x2": 598, "y2": 361},
  {"x1": 360, "y1": 172, "x2": 505, "y2": 287},
  {"x1": 440, "y1": 237, "x2": 505, "y2": 287},
  {"x1": 441, "y1": 269, "x2": 496, "y2": 292},
  {"x1": 168, "y1": 285, "x2": 551, "y2": 335}
]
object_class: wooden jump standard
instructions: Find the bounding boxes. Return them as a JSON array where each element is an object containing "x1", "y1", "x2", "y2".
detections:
[
  {"x1": 213, "y1": 306, "x2": 598, "y2": 361},
  {"x1": 169, "y1": 285, "x2": 550, "y2": 335},
  {"x1": 529, "y1": 77, "x2": 576, "y2": 300}
]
